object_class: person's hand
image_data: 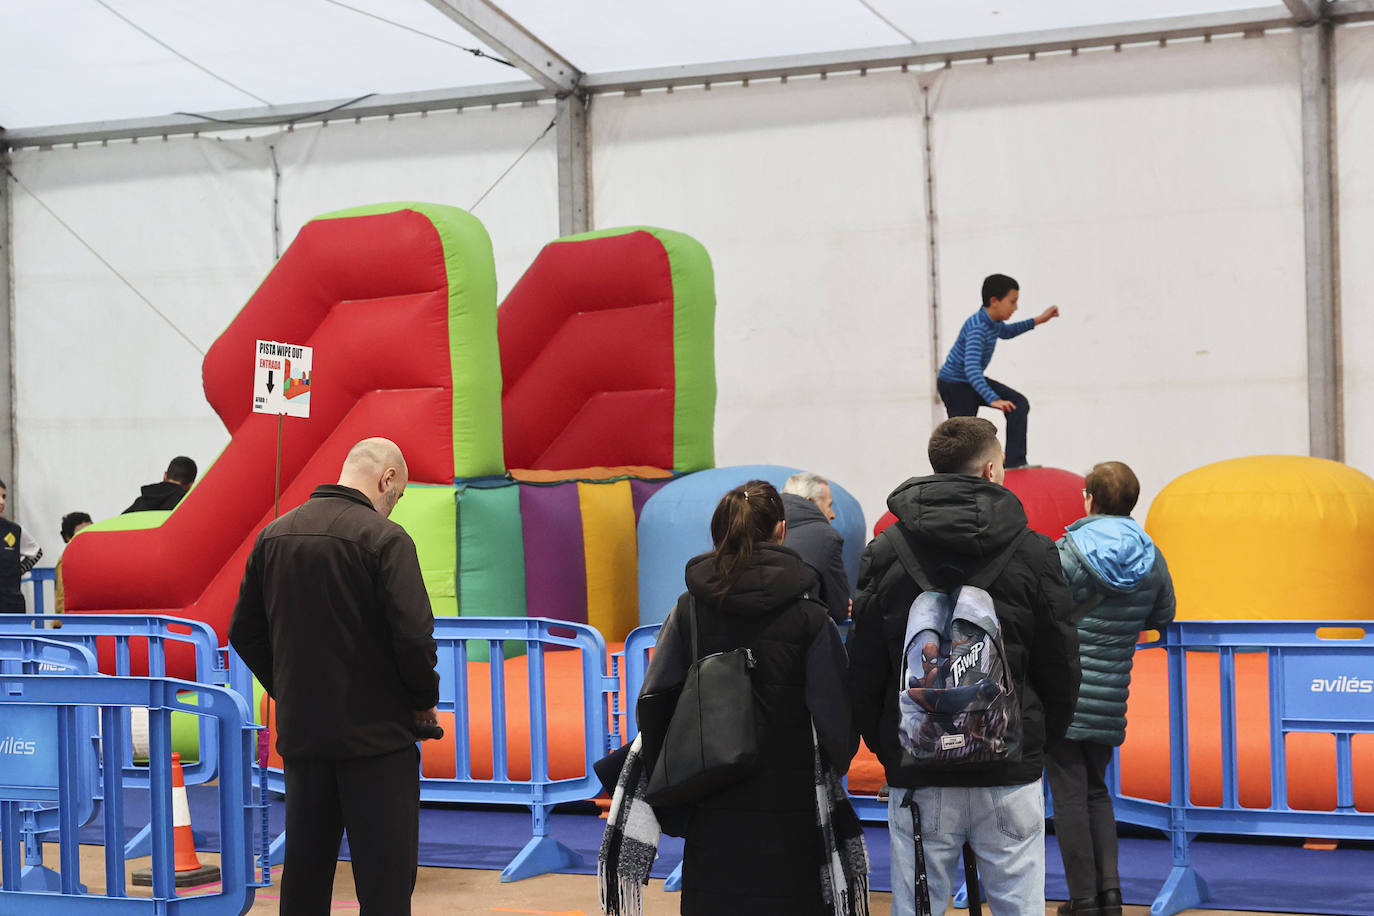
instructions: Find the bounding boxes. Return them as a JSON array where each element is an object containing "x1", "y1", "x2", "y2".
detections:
[
  {"x1": 412, "y1": 707, "x2": 443, "y2": 740},
  {"x1": 1035, "y1": 305, "x2": 1060, "y2": 325},
  {"x1": 990, "y1": 399, "x2": 1017, "y2": 412}
]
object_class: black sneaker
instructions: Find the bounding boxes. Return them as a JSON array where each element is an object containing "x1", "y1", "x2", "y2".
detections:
[
  {"x1": 1097, "y1": 889, "x2": 1123, "y2": 916},
  {"x1": 1056, "y1": 899, "x2": 1101, "y2": 916}
]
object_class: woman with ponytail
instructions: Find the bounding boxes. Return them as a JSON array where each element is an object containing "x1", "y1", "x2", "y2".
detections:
[{"x1": 616, "y1": 480, "x2": 864, "y2": 915}]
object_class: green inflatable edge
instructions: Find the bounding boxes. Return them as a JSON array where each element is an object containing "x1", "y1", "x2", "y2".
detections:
[
  {"x1": 555, "y1": 226, "x2": 716, "y2": 472},
  {"x1": 318, "y1": 202, "x2": 506, "y2": 478}
]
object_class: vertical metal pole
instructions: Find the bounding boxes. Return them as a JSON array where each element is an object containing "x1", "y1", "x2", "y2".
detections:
[
  {"x1": 556, "y1": 93, "x2": 592, "y2": 236},
  {"x1": 275, "y1": 414, "x2": 283, "y2": 519},
  {"x1": 919, "y1": 74, "x2": 945, "y2": 429},
  {"x1": 0, "y1": 140, "x2": 17, "y2": 517},
  {"x1": 1299, "y1": 20, "x2": 1342, "y2": 460},
  {"x1": 269, "y1": 144, "x2": 283, "y2": 261}
]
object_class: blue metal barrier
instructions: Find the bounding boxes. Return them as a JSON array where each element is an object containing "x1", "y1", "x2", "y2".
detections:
[
  {"x1": 1104, "y1": 620, "x2": 1374, "y2": 916},
  {"x1": 0, "y1": 673, "x2": 257, "y2": 914},
  {"x1": 21, "y1": 567, "x2": 56, "y2": 616},
  {"x1": 0, "y1": 635, "x2": 102, "y2": 890},
  {"x1": 255, "y1": 616, "x2": 617, "y2": 883},
  {"x1": 0, "y1": 614, "x2": 237, "y2": 863},
  {"x1": 428, "y1": 617, "x2": 615, "y2": 882},
  {"x1": 0, "y1": 614, "x2": 226, "y2": 783}
]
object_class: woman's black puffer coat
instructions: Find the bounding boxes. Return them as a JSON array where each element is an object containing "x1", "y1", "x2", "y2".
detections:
[{"x1": 640, "y1": 543, "x2": 851, "y2": 916}]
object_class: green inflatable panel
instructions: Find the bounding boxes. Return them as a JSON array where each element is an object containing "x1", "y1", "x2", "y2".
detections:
[
  {"x1": 457, "y1": 484, "x2": 527, "y2": 662},
  {"x1": 390, "y1": 483, "x2": 459, "y2": 619}
]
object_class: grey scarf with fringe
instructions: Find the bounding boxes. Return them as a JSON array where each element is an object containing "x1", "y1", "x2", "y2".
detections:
[{"x1": 598, "y1": 734, "x2": 660, "y2": 916}]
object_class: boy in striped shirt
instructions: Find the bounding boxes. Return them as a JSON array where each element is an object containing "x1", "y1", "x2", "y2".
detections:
[{"x1": 936, "y1": 273, "x2": 1059, "y2": 468}]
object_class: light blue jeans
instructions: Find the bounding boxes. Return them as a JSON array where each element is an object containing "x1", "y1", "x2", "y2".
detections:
[{"x1": 887, "y1": 780, "x2": 1045, "y2": 916}]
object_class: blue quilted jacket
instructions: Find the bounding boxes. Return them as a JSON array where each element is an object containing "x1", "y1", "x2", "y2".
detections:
[{"x1": 1056, "y1": 515, "x2": 1176, "y2": 746}]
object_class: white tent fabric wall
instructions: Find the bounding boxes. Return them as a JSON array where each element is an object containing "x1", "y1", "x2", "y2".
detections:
[
  {"x1": 11, "y1": 137, "x2": 274, "y2": 554},
  {"x1": 9, "y1": 102, "x2": 558, "y2": 556},
  {"x1": 930, "y1": 33, "x2": 1307, "y2": 521},
  {"x1": 1336, "y1": 23, "x2": 1374, "y2": 479},
  {"x1": 592, "y1": 72, "x2": 931, "y2": 526},
  {"x1": 268, "y1": 102, "x2": 560, "y2": 300}
]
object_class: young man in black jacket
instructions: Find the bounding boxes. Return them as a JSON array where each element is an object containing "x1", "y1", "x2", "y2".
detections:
[
  {"x1": 230, "y1": 437, "x2": 439, "y2": 915},
  {"x1": 847, "y1": 417, "x2": 1080, "y2": 916},
  {"x1": 123, "y1": 455, "x2": 197, "y2": 513}
]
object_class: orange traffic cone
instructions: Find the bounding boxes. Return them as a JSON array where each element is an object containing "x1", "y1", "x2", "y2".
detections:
[{"x1": 132, "y1": 752, "x2": 222, "y2": 887}]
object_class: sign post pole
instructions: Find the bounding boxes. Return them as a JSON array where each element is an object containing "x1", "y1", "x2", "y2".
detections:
[
  {"x1": 275, "y1": 413, "x2": 283, "y2": 519},
  {"x1": 253, "y1": 339, "x2": 313, "y2": 520}
]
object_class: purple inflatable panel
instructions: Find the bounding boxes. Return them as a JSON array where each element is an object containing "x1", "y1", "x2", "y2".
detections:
[{"x1": 519, "y1": 483, "x2": 588, "y2": 624}]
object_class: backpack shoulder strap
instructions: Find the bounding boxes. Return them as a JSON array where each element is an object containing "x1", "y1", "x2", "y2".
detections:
[
  {"x1": 967, "y1": 527, "x2": 1036, "y2": 590},
  {"x1": 884, "y1": 525, "x2": 936, "y2": 593}
]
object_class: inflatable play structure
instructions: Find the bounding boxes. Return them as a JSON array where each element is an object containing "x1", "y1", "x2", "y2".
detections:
[
  {"x1": 58, "y1": 203, "x2": 1370, "y2": 817},
  {"x1": 56, "y1": 202, "x2": 872, "y2": 774},
  {"x1": 60, "y1": 205, "x2": 725, "y2": 661}
]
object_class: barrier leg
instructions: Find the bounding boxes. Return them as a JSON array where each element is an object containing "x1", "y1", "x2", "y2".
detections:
[
  {"x1": 952, "y1": 879, "x2": 986, "y2": 909},
  {"x1": 500, "y1": 805, "x2": 582, "y2": 882},
  {"x1": 664, "y1": 861, "x2": 683, "y2": 892},
  {"x1": 21, "y1": 819, "x2": 87, "y2": 893},
  {"x1": 501, "y1": 835, "x2": 583, "y2": 882},
  {"x1": 124, "y1": 819, "x2": 208, "y2": 859},
  {"x1": 1151, "y1": 865, "x2": 1208, "y2": 916}
]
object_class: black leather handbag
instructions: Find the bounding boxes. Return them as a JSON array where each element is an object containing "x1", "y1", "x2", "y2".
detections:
[{"x1": 643, "y1": 596, "x2": 760, "y2": 806}]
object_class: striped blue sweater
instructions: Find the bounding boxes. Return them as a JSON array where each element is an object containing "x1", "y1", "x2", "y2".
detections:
[{"x1": 937, "y1": 309, "x2": 1036, "y2": 405}]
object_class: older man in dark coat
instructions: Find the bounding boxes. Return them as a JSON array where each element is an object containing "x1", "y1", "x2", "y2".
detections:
[{"x1": 781, "y1": 471, "x2": 851, "y2": 624}]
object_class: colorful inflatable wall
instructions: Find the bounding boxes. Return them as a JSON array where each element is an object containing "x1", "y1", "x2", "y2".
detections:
[{"x1": 59, "y1": 205, "x2": 718, "y2": 675}]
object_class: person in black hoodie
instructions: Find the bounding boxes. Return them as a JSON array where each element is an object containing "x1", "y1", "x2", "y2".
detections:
[
  {"x1": 639, "y1": 480, "x2": 853, "y2": 915},
  {"x1": 847, "y1": 417, "x2": 1079, "y2": 916},
  {"x1": 122, "y1": 455, "x2": 197, "y2": 513}
]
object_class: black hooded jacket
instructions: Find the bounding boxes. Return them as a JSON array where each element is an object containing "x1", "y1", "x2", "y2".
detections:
[
  {"x1": 846, "y1": 474, "x2": 1080, "y2": 788},
  {"x1": 640, "y1": 543, "x2": 850, "y2": 915},
  {"x1": 123, "y1": 480, "x2": 188, "y2": 513}
]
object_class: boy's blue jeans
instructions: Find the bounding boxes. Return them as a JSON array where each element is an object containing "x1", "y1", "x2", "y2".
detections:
[
  {"x1": 937, "y1": 377, "x2": 1030, "y2": 468},
  {"x1": 887, "y1": 780, "x2": 1046, "y2": 916}
]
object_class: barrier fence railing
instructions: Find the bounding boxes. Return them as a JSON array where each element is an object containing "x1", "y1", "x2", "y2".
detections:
[
  {"x1": 18, "y1": 610, "x2": 1368, "y2": 907},
  {"x1": 430, "y1": 617, "x2": 615, "y2": 881},
  {"x1": 0, "y1": 672, "x2": 257, "y2": 914},
  {"x1": 253, "y1": 616, "x2": 617, "y2": 882},
  {"x1": 0, "y1": 613, "x2": 234, "y2": 861},
  {"x1": 1106, "y1": 620, "x2": 1374, "y2": 916},
  {"x1": 0, "y1": 635, "x2": 101, "y2": 890},
  {"x1": 21, "y1": 567, "x2": 56, "y2": 617}
]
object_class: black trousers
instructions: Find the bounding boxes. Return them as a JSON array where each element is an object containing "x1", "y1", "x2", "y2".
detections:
[
  {"x1": 1044, "y1": 737, "x2": 1118, "y2": 900},
  {"x1": 281, "y1": 745, "x2": 420, "y2": 916},
  {"x1": 936, "y1": 376, "x2": 1031, "y2": 468}
]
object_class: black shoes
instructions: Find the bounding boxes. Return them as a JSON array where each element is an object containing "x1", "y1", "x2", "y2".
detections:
[{"x1": 1057, "y1": 889, "x2": 1121, "y2": 916}]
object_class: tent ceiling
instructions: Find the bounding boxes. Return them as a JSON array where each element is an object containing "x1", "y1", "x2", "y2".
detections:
[{"x1": 1, "y1": 0, "x2": 1309, "y2": 133}]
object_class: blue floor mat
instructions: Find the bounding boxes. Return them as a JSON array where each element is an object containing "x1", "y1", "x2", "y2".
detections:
[{"x1": 83, "y1": 787, "x2": 1374, "y2": 913}]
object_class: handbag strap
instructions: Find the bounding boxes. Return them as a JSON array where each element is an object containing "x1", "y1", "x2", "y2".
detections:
[{"x1": 685, "y1": 593, "x2": 699, "y2": 663}]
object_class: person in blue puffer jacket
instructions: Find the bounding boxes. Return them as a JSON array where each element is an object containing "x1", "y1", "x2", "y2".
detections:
[{"x1": 1047, "y1": 461, "x2": 1175, "y2": 916}]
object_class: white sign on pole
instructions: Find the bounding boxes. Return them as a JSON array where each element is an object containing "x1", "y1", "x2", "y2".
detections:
[{"x1": 253, "y1": 340, "x2": 313, "y2": 418}]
